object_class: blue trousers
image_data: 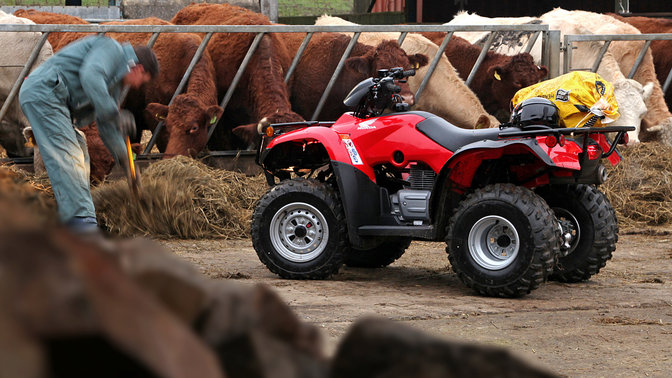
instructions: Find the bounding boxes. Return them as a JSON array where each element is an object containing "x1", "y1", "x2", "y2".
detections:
[{"x1": 19, "y1": 69, "x2": 96, "y2": 224}]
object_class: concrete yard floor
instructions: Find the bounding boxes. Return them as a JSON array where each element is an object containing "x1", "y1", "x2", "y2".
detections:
[{"x1": 162, "y1": 230, "x2": 672, "y2": 377}]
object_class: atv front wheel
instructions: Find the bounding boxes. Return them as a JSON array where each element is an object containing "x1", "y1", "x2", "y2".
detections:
[
  {"x1": 251, "y1": 179, "x2": 348, "y2": 279},
  {"x1": 538, "y1": 184, "x2": 618, "y2": 282},
  {"x1": 446, "y1": 184, "x2": 559, "y2": 297},
  {"x1": 345, "y1": 238, "x2": 412, "y2": 268}
]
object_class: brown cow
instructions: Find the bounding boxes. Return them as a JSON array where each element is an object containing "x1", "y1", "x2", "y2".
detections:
[
  {"x1": 422, "y1": 32, "x2": 547, "y2": 116},
  {"x1": 612, "y1": 15, "x2": 672, "y2": 110},
  {"x1": 18, "y1": 11, "x2": 223, "y2": 162},
  {"x1": 171, "y1": 3, "x2": 304, "y2": 150},
  {"x1": 13, "y1": 9, "x2": 92, "y2": 51},
  {"x1": 231, "y1": 33, "x2": 429, "y2": 146},
  {"x1": 284, "y1": 33, "x2": 428, "y2": 119},
  {"x1": 103, "y1": 18, "x2": 223, "y2": 157}
]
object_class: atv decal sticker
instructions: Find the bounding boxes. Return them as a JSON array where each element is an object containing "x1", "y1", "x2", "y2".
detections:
[
  {"x1": 555, "y1": 88, "x2": 570, "y2": 102},
  {"x1": 342, "y1": 138, "x2": 364, "y2": 165},
  {"x1": 357, "y1": 119, "x2": 377, "y2": 130}
]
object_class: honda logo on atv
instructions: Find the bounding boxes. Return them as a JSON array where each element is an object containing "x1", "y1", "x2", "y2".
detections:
[{"x1": 357, "y1": 119, "x2": 377, "y2": 130}]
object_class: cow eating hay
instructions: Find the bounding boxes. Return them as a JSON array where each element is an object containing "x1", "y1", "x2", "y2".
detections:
[
  {"x1": 92, "y1": 156, "x2": 267, "y2": 238},
  {"x1": 602, "y1": 143, "x2": 672, "y2": 228}
]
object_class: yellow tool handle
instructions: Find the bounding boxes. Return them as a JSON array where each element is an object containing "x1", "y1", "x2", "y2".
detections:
[{"x1": 125, "y1": 136, "x2": 136, "y2": 180}]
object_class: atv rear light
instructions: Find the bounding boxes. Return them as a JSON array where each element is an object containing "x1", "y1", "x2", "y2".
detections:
[
  {"x1": 545, "y1": 135, "x2": 558, "y2": 148},
  {"x1": 265, "y1": 126, "x2": 275, "y2": 137},
  {"x1": 586, "y1": 145, "x2": 601, "y2": 160},
  {"x1": 618, "y1": 133, "x2": 629, "y2": 145}
]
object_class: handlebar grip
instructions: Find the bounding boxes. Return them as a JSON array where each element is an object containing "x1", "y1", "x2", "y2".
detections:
[
  {"x1": 402, "y1": 69, "x2": 416, "y2": 77},
  {"x1": 382, "y1": 80, "x2": 401, "y2": 93}
]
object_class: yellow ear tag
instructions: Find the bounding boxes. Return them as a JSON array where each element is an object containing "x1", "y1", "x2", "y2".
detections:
[
  {"x1": 413, "y1": 62, "x2": 419, "y2": 69},
  {"x1": 210, "y1": 115, "x2": 218, "y2": 125},
  {"x1": 494, "y1": 71, "x2": 502, "y2": 81}
]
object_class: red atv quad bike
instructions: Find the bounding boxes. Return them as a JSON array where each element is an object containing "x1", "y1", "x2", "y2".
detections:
[{"x1": 251, "y1": 67, "x2": 633, "y2": 297}]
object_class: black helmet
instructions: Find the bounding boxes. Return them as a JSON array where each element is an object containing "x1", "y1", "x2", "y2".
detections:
[{"x1": 511, "y1": 97, "x2": 560, "y2": 127}]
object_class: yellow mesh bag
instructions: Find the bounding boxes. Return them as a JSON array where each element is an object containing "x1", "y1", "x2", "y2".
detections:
[{"x1": 512, "y1": 71, "x2": 620, "y2": 128}]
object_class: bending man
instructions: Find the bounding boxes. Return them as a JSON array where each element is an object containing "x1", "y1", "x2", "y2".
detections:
[{"x1": 19, "y1": 35, "x2": 159, "y2": 233}]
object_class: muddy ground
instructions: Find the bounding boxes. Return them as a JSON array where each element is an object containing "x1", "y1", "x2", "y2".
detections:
[{"x1": 161, "y1": 229, "x2": 672, "y2": 377}]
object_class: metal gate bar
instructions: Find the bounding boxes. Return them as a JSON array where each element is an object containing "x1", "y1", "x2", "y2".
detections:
[
  {"x1": 415, "y1": 31, "x2": 453, "y2": 101},
  {"x1": 627, "y1": 40, "x2": 652, "y2": 79},
  {"x1": 664, "y1": 67, "x2": 672, "y2": 94},
  {"x1": 284, "y1": 31, "x2": 313, "y2": 83},
  {"x1": 0, "y1": 31, "x2": 50, "y2": 126},
  {"x1": 147, "y1": 31, "x2": 160, "y2": 48},
  {"x1": 591, "y1": 40, "x2": 612, "y2": 73},
  {"x1": 144, "y1": 32, "x2": 214, "y2": 153},
  {"x1": 311, "y1": 32, "x2": 361, "y2": 120},
  {"x1": 563, "y1": 33, "x2": 672, "y2": 90},
  {"x1": 524, "y1": 31, "x2": 541, "y2": 54},
  {"x1": 465, "y1": 32, "x2": 495, "y2": 87},
  {"x1": 397, "y1": 31, "x2": 408, "y2": 46},
  {"x1": 207, "y1": 31, "x2": 264, "y2": 141}
]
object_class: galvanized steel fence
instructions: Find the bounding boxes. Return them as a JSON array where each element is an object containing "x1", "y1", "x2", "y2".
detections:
[
  {"x1": 563, "y1": 33, "x2": 672, "y2": 94},
  {"x1": 0, "y1": 22, "x2": 559, "y2": 159}
]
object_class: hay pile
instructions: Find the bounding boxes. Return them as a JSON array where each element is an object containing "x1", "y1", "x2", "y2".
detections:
[
  {"x1": 92, "y1": 156, "x2": 268, "y2": 238},
  {"x1": 602, "y1": 142, "x2": 672, "y2": 228},
  {"x1": 0, "y1": 165, "x2": 56, "y2": 221}
]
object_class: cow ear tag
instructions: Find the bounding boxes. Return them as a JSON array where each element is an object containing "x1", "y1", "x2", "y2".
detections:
[
  {"x1": 210, "y1": 115, "x2": 218, "y2": 125},
  {"x1": 155, "y1": 113, "x2": 166, "y2": 121},
  {"x1": 494, "y1": 71, "x2": 502, "y2": 81},
  {"x1": 413, "y1": 62, "x2": 419, "y2": 69}
]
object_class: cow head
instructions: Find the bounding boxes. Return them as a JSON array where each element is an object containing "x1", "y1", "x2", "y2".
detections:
[
  {"x1": 345, "y1": 40, "x2": 428, "y2": 106},
  {"x1": 146, "y1": 95, "x2": 223, "y2": 158},
  {"x1": 611, "y1": 78, "x2": 653, "y2": 145},
  {"x1": 488, "y1": 53, "x2": 548, "y2": 111}
]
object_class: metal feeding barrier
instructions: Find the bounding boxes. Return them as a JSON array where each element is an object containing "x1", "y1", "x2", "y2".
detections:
[
  {"x1": 563, "y1": 33, "x2": 672, "y2": 94},
  {"x1": 0, "y1": 22, "x2": 556, "y2": 166}
]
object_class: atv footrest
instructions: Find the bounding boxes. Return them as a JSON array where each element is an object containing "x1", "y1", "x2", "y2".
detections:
[{"x1": 358, "y1": 225, "x2": 435, "y2": 239}]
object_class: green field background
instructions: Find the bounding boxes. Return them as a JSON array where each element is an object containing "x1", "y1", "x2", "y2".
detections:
[
  {"x1": 1, "y1": 0, "x2": 355, "y2": 15},
  {"x1": 279, "y1": 0, "x2": 353, "y2": 17},
  {"x1": 0, "y1": 0, "x2": 109, "y2": 6}
]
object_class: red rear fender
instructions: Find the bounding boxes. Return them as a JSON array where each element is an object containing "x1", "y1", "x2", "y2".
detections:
[{"x1": 444, "y1": 142, "x2": 557, "y2": 189}]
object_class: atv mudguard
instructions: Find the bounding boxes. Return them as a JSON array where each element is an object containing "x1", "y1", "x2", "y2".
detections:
[
  {"x1": 261, "y1": 125, "x2": 368, "y2": 173},
  {"x1": 262, "y1": 128, "x2": 401, "y2": 248},
  {"x1": 440, "y1": 137, "x2": 564, "y2": 189}
]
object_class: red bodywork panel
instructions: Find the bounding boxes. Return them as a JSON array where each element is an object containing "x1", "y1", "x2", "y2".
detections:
[
  {"x1": 264, "y1": 112, "x2": 622, "y2": 185},
  {"x1": 536, "y1": 136, "x2": 583, "y2": 170},
  {"x1": 266, "y1": 113, "x2": 453, "y2": 182}
]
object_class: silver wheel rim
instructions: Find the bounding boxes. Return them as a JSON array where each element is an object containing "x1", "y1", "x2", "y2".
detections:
[
  {"x1": 269, "y1": 202, "x2": 329, "y2": 263},
  {"x1": 553, "y1": 207, "x2": 581, "y2": 257},
  {"x1": 468, "y1": 215, "x2": 520, "y2": 270}
]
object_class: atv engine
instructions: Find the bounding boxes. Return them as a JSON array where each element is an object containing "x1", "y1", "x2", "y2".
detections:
[{"x1": 390, "y1": 163, "x2": 436, "y2": 225}]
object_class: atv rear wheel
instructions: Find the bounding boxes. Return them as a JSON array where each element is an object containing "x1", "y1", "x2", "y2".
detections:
[
  {"x1": 345, "y1": 238, "x2": 412, "y2": 268},
  {"x1": 251, "y1": 179, "x2": 347, "y2": 279},
  {"x1": 446, "y1": 184, "x2": 559, "y2": 297},
  {"x1": 538, "y1": 185, "x2": 618, "y2": 282}
]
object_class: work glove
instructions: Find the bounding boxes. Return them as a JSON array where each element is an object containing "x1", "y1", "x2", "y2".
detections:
[{"x1": 118, "y1": 109, "x2": 137, "y2": 138}]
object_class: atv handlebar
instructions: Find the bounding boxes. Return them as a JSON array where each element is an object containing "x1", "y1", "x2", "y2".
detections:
[{"x1": 380, "y1": 77, "x2": 402, "y2": 93}]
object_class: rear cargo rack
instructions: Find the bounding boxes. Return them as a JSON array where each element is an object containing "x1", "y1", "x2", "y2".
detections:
[
  {"x1": 498, "y1": 125, "x2": 635, "y2": 138},
  {"x1": 499, "y1": 125, "x2": 635, "y2": 159}
]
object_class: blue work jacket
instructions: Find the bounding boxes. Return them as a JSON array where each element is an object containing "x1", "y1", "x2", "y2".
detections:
[{"x1": 22, "y1": 36, "x2": 138, "y2": 163}]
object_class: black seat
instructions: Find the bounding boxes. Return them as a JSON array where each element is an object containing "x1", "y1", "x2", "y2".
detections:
[{"x1": 416, "y1": 114, "x2": 503, "y2": 152}]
